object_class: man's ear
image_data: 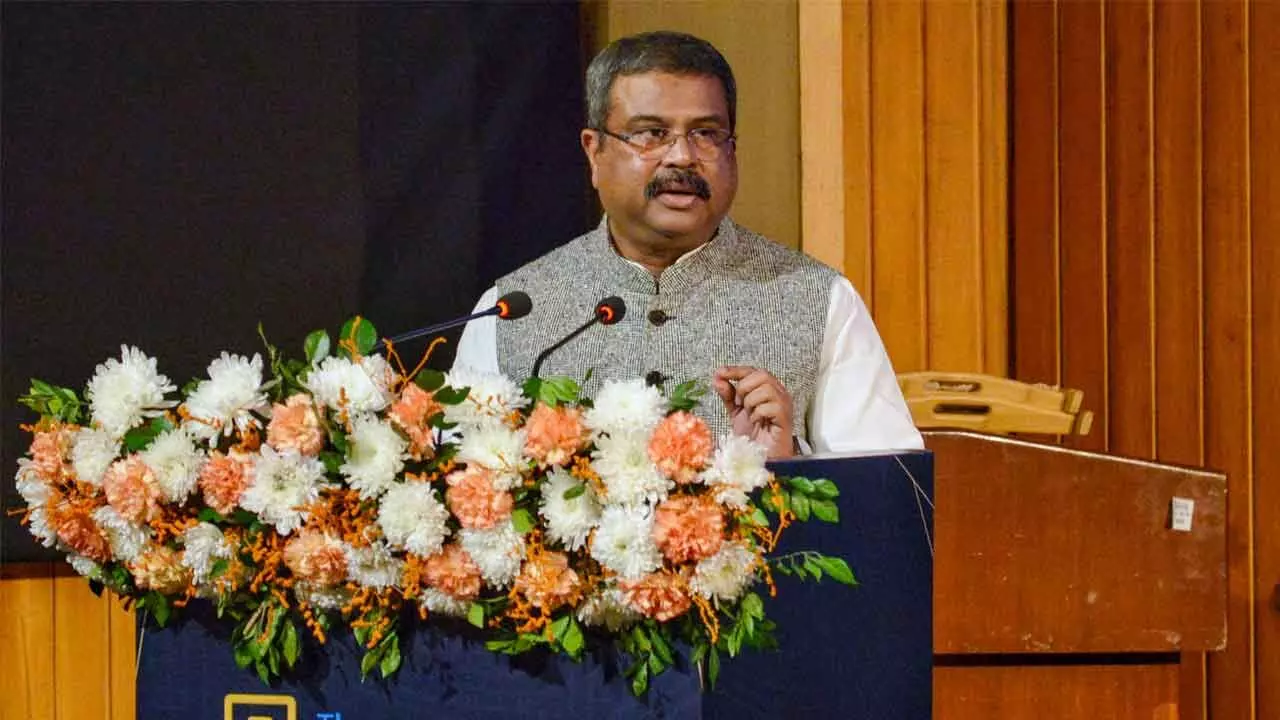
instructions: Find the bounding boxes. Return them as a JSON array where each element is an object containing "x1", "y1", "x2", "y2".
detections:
[{"x1": 580, "y1": 129, "x2": 602, "y2": 189}]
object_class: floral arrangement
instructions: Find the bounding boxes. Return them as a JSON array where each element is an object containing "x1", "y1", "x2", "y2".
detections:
[{"x1": 14, "y1": 318, "x2": 854, "y2": 694}]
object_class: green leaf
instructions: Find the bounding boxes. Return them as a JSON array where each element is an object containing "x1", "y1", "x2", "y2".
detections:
[
  {"x1": 745, "y1": 506, "x2": 769, "y2": 528},
  {"x1": 339, "y1": 317, "x2": 379, "y2": 357},
  {"x1": 433, "y1": 386, "x2": 470, "y2": 405},
  {"x1": 197, "y1": 507, "x2": 225, "y2": 523},
  {"x1": 787, "y1": 477, "x2": 815, "y2": 495},
  {"x1": 811, "y1": 498, "x2": 840, "y2": 523},
  {"x1": 255, "y1": 661, "x2": 271, "y2": 685},
  {"x1": 811, "y1": 478, "x2": 839, "y2": 499},
  {"x1": 149, "y1": 592, "x2": 172, "y2": 627},
  {"x1": 630, "y1": 662, "x2": 650, "y2": 696},
  {"x1": 415, "y1": 369, "x2": 446, "y2": 392},
  {"x1": 467, "y1": 602, "x2": 486, "y2": 629},
  {"x1": 123, "y1": 416, "x2": 175, "y2": 452},
  {"x1": 510, "y1": 508, "x2": 535, "y2": 534},
  {"x1": 666, "y1": 379, "x2": 706, "y2": 412},
  {"x1": 562, "y1": 483, "x2": 586, "y2": 501},
  {"x1": 534, "y1": 377, "x2": 580, "y2": 406},
  {"x1": 790, "y1": 493, "x2": 811, "y2": 522},
  {"x1": 282, "y1": 620, "x2": 301, "y2": 667},
  {"x1": 740, "y1": 592, "x2": 764, "y2": 620},
  {"x1": 304, "y1": 330, "x2": 331, "y2": 365},
  {"x1": 360, "y1": 648, "x2": 379, "y2": 679},
  {"x1": 234, "y1": 641, "x2": 254, "y2": 669},
  {"x1": 561, "y1": 617, "x2": 584, "y2": 657},
  {"x1": 380, "y1": 638, "x2": 402, "y2": 678},
  {"x1": 707, "y1": 647, "x2": 721, "y2": 688},
  {"x1": 549, "y1": 615, "x2": 571, "y2": 644},
  {"x1": 353, "y1": 623, "x2": 372, "y2": 646},
  {"x1": 319, "y1": 450, "x2": 344, "y2": 475},
  {"x1": 648, "y1": 627, "x2": 674, "y2": 666},
  {"x1": 815, "y1": 556, "x2": 857, "y2": 586}
]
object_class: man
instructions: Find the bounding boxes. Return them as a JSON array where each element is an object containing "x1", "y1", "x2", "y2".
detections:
[{"x1": 455, "y1": 31, "x2": 921, "y2": 457}]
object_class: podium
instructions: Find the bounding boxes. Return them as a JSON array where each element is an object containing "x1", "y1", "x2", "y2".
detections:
[
  {"x1": 137, "y1": 451, "x2": 934, "y2": 719},
  {"x1": 926, "y1": 431, "x2": 1227, "y2": 718}
]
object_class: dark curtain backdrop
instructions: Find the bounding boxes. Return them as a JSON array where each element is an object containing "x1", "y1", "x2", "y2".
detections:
[{"x1": 1, "y1": 2, "x2": 590, "y2": 561}]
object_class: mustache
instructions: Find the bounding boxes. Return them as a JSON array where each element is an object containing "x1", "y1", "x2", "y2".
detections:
[{"x1": 645, "y1": 169, "x2": 712, "y2": 201}]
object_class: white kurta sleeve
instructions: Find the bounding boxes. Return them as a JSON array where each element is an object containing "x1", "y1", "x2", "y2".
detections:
[
  {"x1": 452, "y1": 286, "x2": 502, "y2": 373},
  {"x1": 807, "y1": 277, "x2": 924, "y2": 452}
]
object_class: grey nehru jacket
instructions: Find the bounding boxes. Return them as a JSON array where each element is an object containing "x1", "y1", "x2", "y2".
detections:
[{"x1": 495, "y1": 217, "x2": 837, "y2": 441}]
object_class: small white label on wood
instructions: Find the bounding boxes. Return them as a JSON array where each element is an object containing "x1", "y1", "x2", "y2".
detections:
[{"x1": 1170, "y1": 497, "x2": 1195, "y2": 532}]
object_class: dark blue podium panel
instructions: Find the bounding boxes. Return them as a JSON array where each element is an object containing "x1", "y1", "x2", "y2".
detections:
[
  {"x1": 706, "y1": 450, "x2": 934, "y2": 720},
  {"x1": 137, "y1": 451, "x2": 932, "y2": 720}
]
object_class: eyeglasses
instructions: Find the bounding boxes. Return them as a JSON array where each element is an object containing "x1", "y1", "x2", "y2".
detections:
[{"x1": 594, "y1": 127, "x2": 736, "y2": 157}]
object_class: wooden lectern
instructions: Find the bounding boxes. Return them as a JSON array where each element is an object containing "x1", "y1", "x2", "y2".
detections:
[{"x1": 926, "y1": 431, "x2": 1227, "y2": 719}]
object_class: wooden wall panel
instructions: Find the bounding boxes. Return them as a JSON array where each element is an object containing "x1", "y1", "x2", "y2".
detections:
[
  {"x1": 802, "y1": 0, "x2": 1008, "y2": 376},
  {"x1": 0, "y1": 567, "x2": 55, "y2": 720},
  {"x1": 1202, "y1": 6, "x2": 1255, "y2": 718},
  {"x1": 1011, "y1": 0, "x2": 1273, "y2": 717},
  {"x1": 1011, "y1": 0, "x2": 1059, "y2": 387},
  {"x1": 1104, "y1": 0, "x2": 1157, "y2": 459},
  {"x1": 1057, "y1": 0, "x2": 1108, "y2": 453},
  {"x1": 924, "y1": 1, "x2": 981, "y2": 372},
  {"x1": 869, "y1": 0, "x2": 928, "y2": 372},
  {"x1": 935, "y1": 664, "x2": 1180, "y2": 720},
  {"x1": 53, "y1": 576, "x2": 111, "y2": 718},
  {"x1": 1251, "y1": 2, "x2": 1280, "y2": 715}
]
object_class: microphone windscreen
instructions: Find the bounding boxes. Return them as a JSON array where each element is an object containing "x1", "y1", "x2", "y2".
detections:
[
  {"x1": 496, "y1": 291, "x2": 532, "y2": 320},
  {"x1": 596, "y1": 296, "x2": 626, "y2": 325}
]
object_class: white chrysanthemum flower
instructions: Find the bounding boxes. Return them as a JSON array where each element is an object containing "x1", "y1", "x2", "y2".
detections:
[
  {"x1": 377, "y1": 482, "x2": 450, "y2": 556},
  {"x1": 15, "y1": 459, "x2": 49, "y2": 504},
  {"x1": 181, "y1": 522, "x2": 232, "y2": 585},
  {"x1": 340, "y1": 415, "x2": 408, "y2": 499},
  {"x1": 584, "y1": 379, "x2": 664, "y2": 437},
  {"x1": 442, "y1": 367, "x2": 527, "y2": 428},
  {"x1": 70, "y1": 428, "x2": 119, "y2": 486},
  {"x1": 27, "y1": 507, "x2": 56, "y2": 547},
  {"x1": 183, "y1": 352, "x2": 270, "y2": 444},
  {"x1": 458, "y1": 521, "x2": 525, "y2": 588},
  {"x1": 589, "y1": 504, "x2": 662, "y2": 581},
  {"x1": 139, "y1": 428, "x2": 205, "y2": 503},
  {"x1": 92, "y1": 505, "x2": 149, "y2": 562},
  {"x1": 294, "y1": 581, "x2": 351, "y2": 611},
  {"x1": 591, "y1": 431, "x2": 671, "y2": 507},
  {"x1": 68, "y1": 554, "x2": 104, "y2": 580},
  {"x1": 345, "y1": 542, "x2": 403, "y2": 589},
  {"x1": 538, "y1": 468, "x2": 601, "y2": 551},
  {"x1": 576, "y1": 585, "x2": 641, "y2": 632},
  {"x1": 15, "y1": 460, "x2": 56, "y2": 546},
  {"x1": 304, "y1": 354, "x2": 397, "y2": 416},
  {"x1": 240, "y1": 446, "x2": 329, "y2": 535},
  {"x1": 85, "y1": 346, "x2": 178, "y2": 438},
  {"x1": 702, "y1": 435, "x2": 772, "y2": 510},
  {"x1": 421, "y1": 588, "x2": 470, "y2": 618},
  {"x1": 455, "y1": 424, "x2": 527, "y2": 490},
  {"x1": 691, "y1": 540, "x2": 758, "y2": 603}
]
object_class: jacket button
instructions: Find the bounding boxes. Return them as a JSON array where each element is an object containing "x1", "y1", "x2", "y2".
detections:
[
  {"x1": 647, "y1": 309, "x2": 670, "y2": 326},
  {"x1": 644, "y1": 370, "x2": 666, "y2": 386}
]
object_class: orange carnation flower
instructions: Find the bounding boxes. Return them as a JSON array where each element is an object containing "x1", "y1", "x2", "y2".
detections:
[
  {"x1": 445, "y1": 466, "x2": 513, "y2": 529},
  {"x1": 51, "y1": 505, "x2": 112, "y2": 563},
  {"x1": 389, "y1": 383, "x2": 443, "y2": 460},
  {"x1": 266, "y1": 394, "x2": 325, "y2": 456},
  {"x1": 283, "y1": 530, "x2": 349, "y2": 586},
  {"x1": 130, "y1": 545, "x2": 192, "y2": 594},
  {"x1": 102, "y1": 456, "x2": 163, "y2": 523},
  {"x1": 198, "y1": 451, "x2": 253, "y2": 515},
  {"x1": 514, "y1": 550, "x2": 581, "y2": 611},
  {"x1": 424, "y1": 544, "x2": 483, "y2": 600},
  {"x1": 621, "y1": 571, "x2": 691, "y2": 622},
  {"x1": 30, "y1": 427, "x2": 73, "y2": 482},
  {"x1": 523, "y1": 403, "x2": 589, "y2": 466},
  {"x1": 652, "y1": 494, "x2": 725, "y2": 564},
  {"x1": 647, "y1": 411, "x2": 713, "y2": 484}
]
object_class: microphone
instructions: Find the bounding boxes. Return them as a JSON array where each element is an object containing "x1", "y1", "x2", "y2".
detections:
[
  {"x1": 379, "y1": 290, "x2": 531, "y2": 350},
  {"x1": 531, "y1": 296, "x2": 626, "y2": 378}
]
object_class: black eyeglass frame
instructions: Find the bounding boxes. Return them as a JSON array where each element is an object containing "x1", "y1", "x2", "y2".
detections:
[{"x1": 592, "y1": 126, "x2": 737, "y2": 156}]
